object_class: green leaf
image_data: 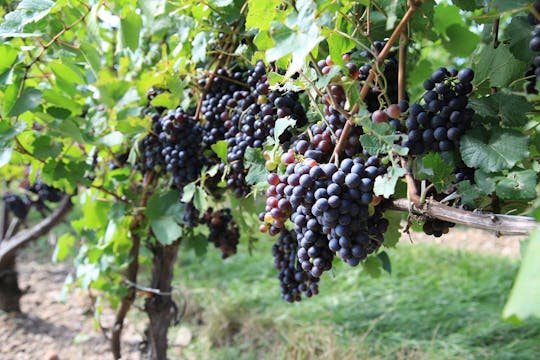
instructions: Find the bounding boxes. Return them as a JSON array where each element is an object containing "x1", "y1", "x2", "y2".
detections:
[
  {"x1": 373, "y1": 165, "x2": 405, "y2": 198},
  {"x1": 443, "y1": 24, "x2": 479, "y2": 57},
  {"x1": 362, "y1": 256, "x2": 382, "y2": 278},
  {"x1": 359, "y1": 120, "x2": 407, "y2": 157},
  {"x1": 33, "y1": 135, "x2": 63, "y2": 160},
  {"x1": 273, "y1": 117, "x2": 296, "y2": 141},
  {"x1": 192, "y1": 32, "x2": 210, "y2": 63},
  {"x1": 50, "y1": 62, "x2": 85, "y2": 86},
  {"x1": 0, "y1": 0, "x2": 54, "y2": 37},
  {"x1": 53, "y1": 233, "x2": 75, "y2": 262},
  {"x1": 193, "y1": 186, "x2": 208, "y2": 212},
  {"x1": 383, "y1": 210, "x2": 403, "y2": 248},
  {"x1": 147, "y1": 190, "x2": 183, "y2": 245},
  {"x1": 120, "y1": 9, "x2": 142, "y2": 51},
  {"x1": 80, "y1": 42, "x2": 102, "y2": 77},
  {"x1": 433, "y1": 4, "x2": 462, "y2": 34},
  {"x1": 492, "y1": 0, "x2": 529, "y2": 12},
  {"x1": 8, "y1": 87, "x2": 42, "y2": 116},
  {"x1": 455, "y1": 180, "x2": 482, "y2": 207},
  {"x1": 183, "y1": 231, "x2": 208, "y2": 258},
  {"x1": 495, "y1": 170, "x2": 537, "y2": 200},
  {"x1": 474, "y1": 169, "x2": 496, "y2": 194},
  {"x1": 469, "y1": 93, "x2": 533, "y2": 127},
  {"x1": 0, "y1": 45, "x2": 18, "y2": 74},
  {"x1": 506, "y1": 16, "x2": 535, "y2": 62},
  {"x1": 0, "y1": 147, "x2": 13, "y2": 167},
  {"x1": 414, "y1": 153, "x2": 455, "y2": 192},
  {"x1": 327, "y1": 32, "x2": 354, "y2": 67},
  {"x1": 99, "y1": 131, "x2": 124, "y2": 147},
  {"x1": 452, "y1": 0, "x2": 482, "y2": 11},
  {"x1": 151, "y1": 217, "x2": 182, "y2": 245},
  {"x1": 181, "y1": 182, "x2": 196, "y2": 203},
  {"x1": 377, "y1": 251, "x2": 392, "y2": 274},
  {"x1": 473, "y1": 43, "x2": 528, "y2": 88},
  {"x1": 460, "y1": 128, "x2": 529, "y2": 173},
  {"x1": 246, "y1": 0, "x2": 279, "y2": 31},
  {"x1": 266, "y1": 0, "x2": 324, "y2": 74},
  {"x1": 503, "y1": 229, "x2": 540, "y2": 324},
  {"x1": 146, "y1": 189, "x2": 181, "y2": 220},
  {"x1": 211, "y1": 140, "x2": 228, "y2": 163}
]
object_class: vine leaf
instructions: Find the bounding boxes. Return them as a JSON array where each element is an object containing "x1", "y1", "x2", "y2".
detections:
[
  {"x1": 266, "y1": 0, "x2": 323, "y2": 74},
  {"x1": 469, "y1": 93, "x2": 532, "y2": 127},
  {"x1": 246, "y1": 0, "x2": 280, "y2": 31},
  {"x1": 8, "y1": 87, "x2": 42, "y2": 116},
  {"x1": 146, "y1": 190, "x2": 183, "y2": 245},
  {"x1": 414, "y1": 153, "x2": 455, "y2": 192},
  {"x1": 362, "y1": 256, "x2": 382, "y2": 278},
  {"x1": 374, "y1": 165, "x2": 405, "y2": 198},
  {"x1": 211, "y1": 140, "x2": 228, "y2": 163},
  {"x1": 473, "y1": 43, "x2": 527, "y2": 88},
  {"x1": 0, "y1": 0, "x2": 55, "y2": 37},
  {"x1": 495, "y1": 170, "x2": 537, "y2": 200},
  {"x1": 120, "y1": 9, "x2": 142, "y2": 51},
  {"x1": 0, "y1": 147, "x2": 12, "y2": 167},
  {"x1": 382, "y1": 210, "x2": 402, "y2": 248},
  {"x1": 377, "y1": 251, "x2": 392, "y2": 274},
  {"x1": 460, "y1": 127, "x2": 529, "y2": 173},
  {"x1": 507, "y1": 16, "x2": 535, "y2": 62},
  {"x1": 503, "y1": 229, "x2": 540, "y2": 324}
]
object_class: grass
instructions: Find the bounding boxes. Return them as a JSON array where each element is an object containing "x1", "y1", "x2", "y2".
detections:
[{"x1": 169, "y1": 238, "x2": 540, "y2": 360}]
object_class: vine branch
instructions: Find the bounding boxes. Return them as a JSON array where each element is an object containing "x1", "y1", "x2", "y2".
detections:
[
  {"x1": 0, "y1": 195, "x2": 72, "y2": 268},
  {"x1": 111, "y1": 171, "x2": 155, "y2": 360},
  {"x1": 390, "y1": 198, "x2": 540, "y2": 236}
]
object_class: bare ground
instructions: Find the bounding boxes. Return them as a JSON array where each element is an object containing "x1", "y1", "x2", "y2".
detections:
[{"x1": 0, "y1": 228, "x2": 525, "y2": 360}]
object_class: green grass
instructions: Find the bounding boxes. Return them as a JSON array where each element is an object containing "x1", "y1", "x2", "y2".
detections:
[{"x1": 170, "y1": 240, "x2": 540, "y2": 360}]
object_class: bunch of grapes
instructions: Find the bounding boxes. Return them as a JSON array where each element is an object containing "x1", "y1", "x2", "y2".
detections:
[
  {"x1": 317, "y1": 40, "x2": 400, "y2": 112},
  {"x1": 27, "y1": 181, "x2": 63, "y2": 203},
  {"x1": 2, "y1": 194, "x2": 31, "y2": 220},
  {"x1": 137, "y1": 107, "x2": 204, "y2": 194},
  {"x1": 422, "y1": 218, "x2": 455, "y2": 238},
  {"x1": 401, "y1": 67, "x2": 475, "y2": 155},
  {"x1": 272, "y1": 229, "x2": 319, "y2": 302},
  {"x1": 202, "y1": 208, "x2": 240, "y2": 258},
  {"x1": 198, "y1": 61, "x2": 307, "y2": 197},
  {"x1": 526, "y1": 8, "x2": 540, "y2": 94},
  {"x1": 136, "y1": 113, "x2": 166, "y2": 176},
  {"x1": 159, "y1": 108, "x2": 204, "y2": 191}
]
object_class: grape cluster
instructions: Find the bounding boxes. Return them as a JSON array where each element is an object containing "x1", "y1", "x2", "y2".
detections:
[
  {"x1": 137, "y1": 107, "x2": 204, "y2": 193},
  {"x1": 136, "y1": 112, "x2": 166, "y2": 175},
  {"x1": 422, "y1": 219, "x2": 455, "y2": 238},
  {"x1": 202, "y1": 208, "x2": 240, "y2": 258},
  {"x1": 198, "y1": 61, "x2": 307, "y2": 197},
  {"x1": 526, "y1": 7, "x2": 540, "y2": 94},
  {"x1": 160, "y1": 108, "x2": 204, "y2": 191},
  {"x1": 27, "y1": 181, "x2": 63, "y2": 203},
  {"x1": 2, "y1": 194, "x2": 31, "y2": 220},
  {"x1": 401, "y1": 67, "x2": 475, "y2": 155},
  {"x1": 272, "y1": 229, "x2": 319, "y2": 302},
  {"x1": 317, "y1": 40, "x2": 399, "y2": 112},
  {"x1": 261, "y1": 151, "x2": 390, "y2": 287}
]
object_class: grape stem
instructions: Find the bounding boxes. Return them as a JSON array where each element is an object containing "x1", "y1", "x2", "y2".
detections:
[
  {"x1": 330, "y1": 2, "x2": 419, "y2": 162},
  {"x1": 390, "y1": 198, "x2": 540, "y2": 236},
  {"x1": 400, "y1": 157, "x2": 420, "y2": 204},
  {"x1": 398, "y1": 31, "x2": 408, "y2": 102}
]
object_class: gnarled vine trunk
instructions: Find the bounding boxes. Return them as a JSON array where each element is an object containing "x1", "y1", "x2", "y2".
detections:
[
  {"x1": 0, "y1": 254, "x2": 22, "y2": 312},
  {"x1": 0, "y1": 204, "x2": 21, "y2": 313},
  {"x1": 144, "y1": 240, "x2": 180, "y2": 360}
]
